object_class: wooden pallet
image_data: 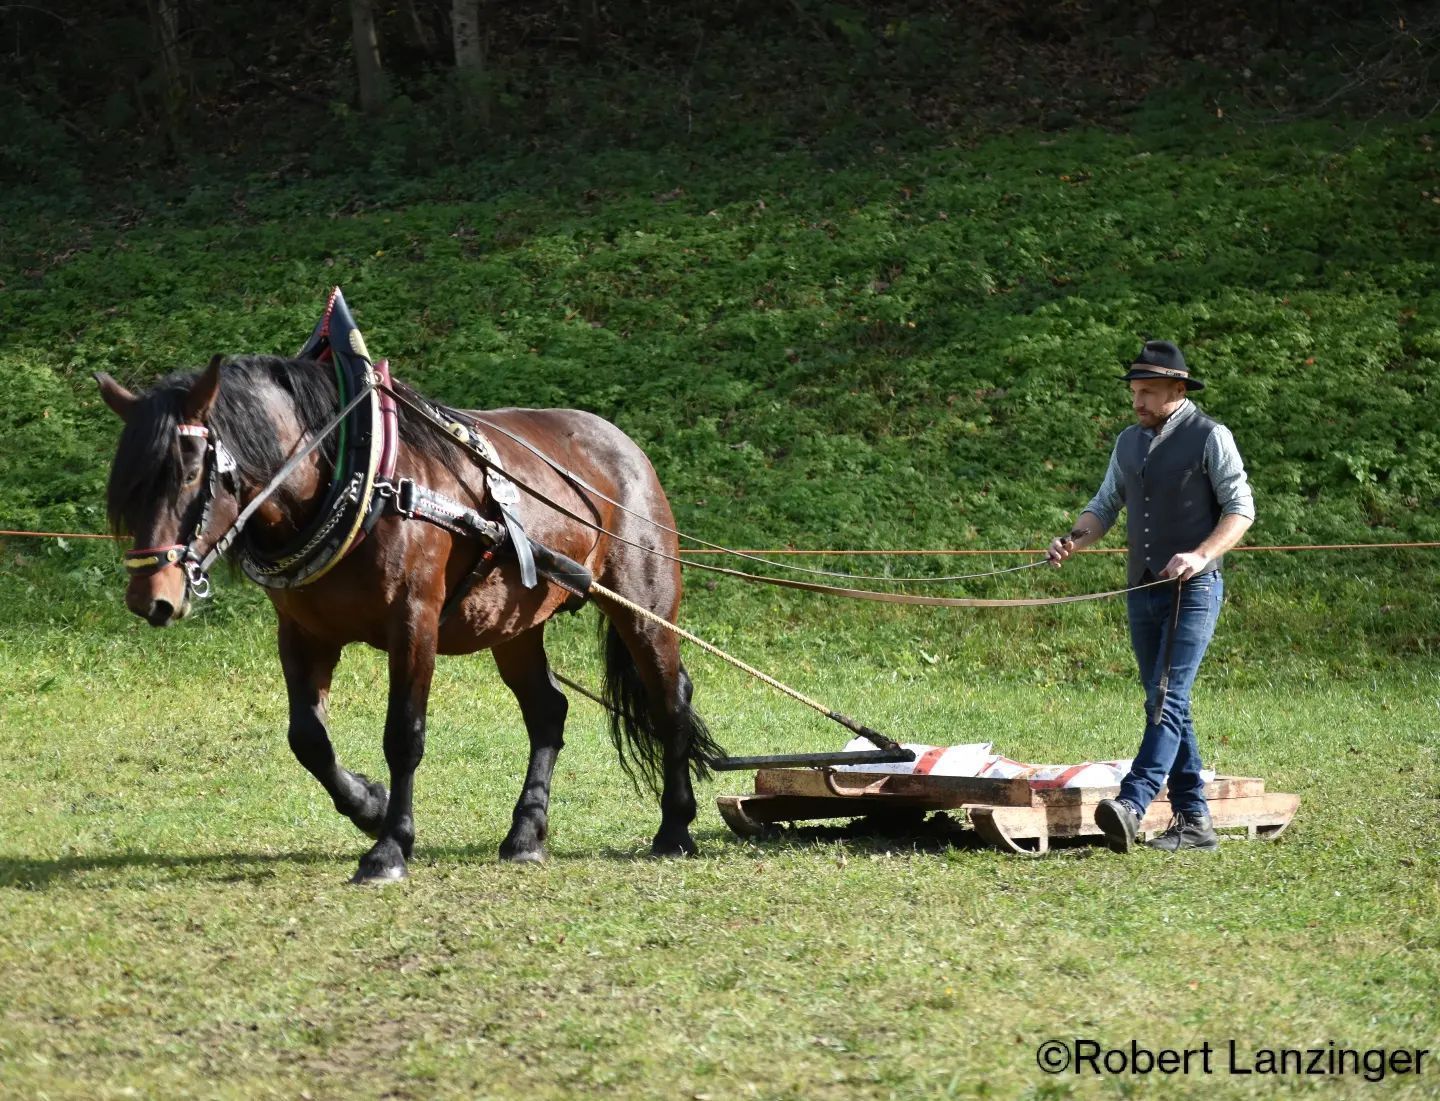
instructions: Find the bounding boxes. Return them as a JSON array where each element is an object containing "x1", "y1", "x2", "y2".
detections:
[{"x1": 717, "y1": 768, "x2": 1299, "y2": 856}]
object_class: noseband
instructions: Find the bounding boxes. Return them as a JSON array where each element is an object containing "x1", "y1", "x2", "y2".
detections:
[{"x1": 121, "y1": 422, "x2": 238, "y2": 599}]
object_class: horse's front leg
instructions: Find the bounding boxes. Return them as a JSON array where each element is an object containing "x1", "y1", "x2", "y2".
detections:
[
  {"x1": 351, "y1": 612, "x2": 437, "y2": 884},
  {"x1": 279, "y1": 619, "x2": 389, "y2": 838}
]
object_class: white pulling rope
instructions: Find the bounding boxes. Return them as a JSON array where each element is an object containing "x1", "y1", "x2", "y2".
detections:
[{"x1": 587, "y1": 579, "x2": 843, "y2": 722}]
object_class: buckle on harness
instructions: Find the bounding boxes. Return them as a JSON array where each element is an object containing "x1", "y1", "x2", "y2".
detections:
[
  {"x1": 376, "y1": 478, "x2": 417, "y2": 519},
  {"x1": 184, "y1": 556, "x2": 212, "y2": 599}
]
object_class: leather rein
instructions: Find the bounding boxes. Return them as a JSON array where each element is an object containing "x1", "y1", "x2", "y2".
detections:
[
  {"x1": 379, "y1": 382, "x2": 1179, "y2": 611},
  {"x1": 122, "y1": 370, "x2": 1177, "y2": 615}
]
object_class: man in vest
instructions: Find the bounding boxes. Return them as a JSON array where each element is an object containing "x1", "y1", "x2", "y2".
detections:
[{"x1": 1047, "y1": 340, "x2": 1255, "y2": 853}]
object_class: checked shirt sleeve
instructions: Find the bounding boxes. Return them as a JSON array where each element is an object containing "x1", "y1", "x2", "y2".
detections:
[
  {"x1": 1205, "y1": 425, "x2": 1256, "y2": 520},
  {"x1": 1081, "y1": 439, "x2": 1125, "y2": 532}
]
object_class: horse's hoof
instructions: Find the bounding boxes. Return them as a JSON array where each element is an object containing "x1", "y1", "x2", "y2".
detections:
[
  {"x1": 350, "y1": 863, "x2": 408, "y2": 886},
  {"x1": 499, "y1": 847, "x2": 546, "y2": 865},
  {"x1": 651, "y1": 834, "x2": 697, "y2": 858},
  {"x1": 351, "y1": 839, "x2": 408, "y2": 884}
]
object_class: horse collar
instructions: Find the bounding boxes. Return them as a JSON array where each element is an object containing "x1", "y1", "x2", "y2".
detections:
[{"x1": 237, "y1": 287, "x2": 394, "y2": 590}]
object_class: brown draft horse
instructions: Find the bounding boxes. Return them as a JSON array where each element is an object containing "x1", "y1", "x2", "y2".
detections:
[{"x1": 96, "y1": 354, "x2": 720, "y2": 883}]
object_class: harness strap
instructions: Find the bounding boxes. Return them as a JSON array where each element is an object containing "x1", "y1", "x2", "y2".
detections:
[
  {"x1": 498, "y1": 504, "x2": 537, "y2": 589},
  {"x1": 122, "y1": 545, "x2": 186, "y2": 573},
  {"x1": 384, "y1": 477, "x2": 504, "y2": 543},
  {"x1": 438, "y1": 543, "x2": 503, "y2": 626},
  {"x1": 438, "y1": 416, "x2": 538, "y2": 589}
]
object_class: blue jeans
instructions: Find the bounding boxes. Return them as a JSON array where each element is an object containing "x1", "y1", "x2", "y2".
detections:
[{"x1": 1118, "y1": 571, "x2": 1224, "y2": 817}]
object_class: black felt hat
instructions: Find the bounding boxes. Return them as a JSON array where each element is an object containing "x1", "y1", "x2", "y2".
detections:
[{"x1": 1120, "y1": 340, "x2": 1204, "y2": 391}]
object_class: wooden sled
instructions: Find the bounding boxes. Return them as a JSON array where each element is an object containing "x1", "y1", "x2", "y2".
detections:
[{"x1": 717, "y1": 769, "x2": 1300, "y2": 856}]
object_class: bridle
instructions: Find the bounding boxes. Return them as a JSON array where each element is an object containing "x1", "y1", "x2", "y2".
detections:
[
  {"x1": 119, "y1": 384, "x2": 374, "y2": 601},
  {"x1": 120, "y1": 422, "x2": 238, "y2": 600}
]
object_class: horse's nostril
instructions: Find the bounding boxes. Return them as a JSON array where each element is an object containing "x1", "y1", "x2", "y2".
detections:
[{"x1": 148, "y1": 599, "x2": 176, "y2": 627}]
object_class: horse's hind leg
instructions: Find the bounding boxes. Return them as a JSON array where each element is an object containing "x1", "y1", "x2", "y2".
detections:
[
  {"x1": 599, "y1": 605, "x2": 718, "y2": 857},
  {"x1": 492, "y1": 627, "x2": 568, "y2": 864},
  {"x1": 278, "y1": 619, "x2": 389, "y2": 837}
]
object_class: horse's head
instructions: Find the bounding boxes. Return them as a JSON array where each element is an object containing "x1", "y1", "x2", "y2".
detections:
[{"x1": 96, "y1": 358, "x2": 240, "y2": 626}]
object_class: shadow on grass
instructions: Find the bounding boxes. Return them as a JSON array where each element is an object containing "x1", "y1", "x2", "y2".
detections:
[
  {"x1": 0, "y1": 812, "x2": 1109, "y2": 888},
  {"x1": 693, "y1": 815, "x2": 1101, "y2": 859},
  {"x1": 0, "y1": 848, "x2": 359, "y2": 890},
  {"x1": 0, "y1": 839, "x2": 768, "y2": 889}
]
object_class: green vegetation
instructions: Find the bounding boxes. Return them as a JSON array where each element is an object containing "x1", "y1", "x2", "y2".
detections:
[
  {"x1": 1, "y1": 5, "x2": 1438, "y2": 1095},
  {"x1": 4, "y1": 113, "x2": 1437, "y2": 668}
]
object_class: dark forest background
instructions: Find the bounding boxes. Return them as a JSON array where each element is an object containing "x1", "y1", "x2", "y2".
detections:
[{"x1": 4, "y1": 1, "x2": 1436, "y2": 203}]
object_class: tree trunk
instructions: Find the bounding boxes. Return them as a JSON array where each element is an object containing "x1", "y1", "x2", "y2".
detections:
[
  {"x1": 451, "y1": 0, "x2": 491, "y2": 127},
  {"x1": 578, "y1": 0, "x2": 602, "y2": 60},
  {"x1": 147, "y1": 0, "x2": 185, "y2": 150},
  {"x1": 452, "y1": 0, "x2": 484, "y2": 70},
  {"x1": 351, "y1": 0, "x2": 386, "y2": 114},
  {"x1": 399, "y1": 0, "x2": 442, "y2": 62}
]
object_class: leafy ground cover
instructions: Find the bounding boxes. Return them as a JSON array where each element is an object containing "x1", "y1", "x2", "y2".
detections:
[
  {"x1": 4, "y1": 113, "x2": 1437, "y2": 669},
  {"x1": 5, "y1": 118, "x2": 1438, "y2": 551}
]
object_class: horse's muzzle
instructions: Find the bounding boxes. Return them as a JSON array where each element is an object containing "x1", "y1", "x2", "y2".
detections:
[{"x1": 126, "y1": 582, "x2": 191, "y2": 627}]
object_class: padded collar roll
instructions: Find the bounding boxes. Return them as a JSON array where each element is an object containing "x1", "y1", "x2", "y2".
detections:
[{"x1": 237, "y1": 287, "x2": 396, "y2": 589}]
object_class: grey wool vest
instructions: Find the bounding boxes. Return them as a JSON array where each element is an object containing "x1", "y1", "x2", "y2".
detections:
[{"x1": 1116, "y1": 410, "x2": 1223, "y2": 585}]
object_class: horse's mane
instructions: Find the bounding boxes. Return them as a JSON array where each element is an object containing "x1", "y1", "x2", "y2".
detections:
[{"x1": 106, "y1": 355, "x2": 466, "y2": 537}]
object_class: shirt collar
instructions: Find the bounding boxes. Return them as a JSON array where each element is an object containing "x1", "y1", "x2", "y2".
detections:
[{"x1": 1144, "y1": 398, "x2": 1195, "y2": 443}]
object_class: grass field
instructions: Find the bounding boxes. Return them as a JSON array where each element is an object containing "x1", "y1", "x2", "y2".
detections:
[
  {"x1": 1, "y1": 575, "x2": 1438, "y2": 1100},
  {"x1": 3, "y1": 30, "x2": 1438, "y2": 1095}
]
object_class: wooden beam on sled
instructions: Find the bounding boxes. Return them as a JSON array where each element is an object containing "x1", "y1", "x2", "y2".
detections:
[{"x1": 717, "y1": 770, "x2": 1301, "y2": 856}]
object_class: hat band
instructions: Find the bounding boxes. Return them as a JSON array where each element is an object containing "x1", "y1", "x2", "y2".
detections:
[{"x1": 1130, "y1": 363, "x2": 1189, "y2": 379}]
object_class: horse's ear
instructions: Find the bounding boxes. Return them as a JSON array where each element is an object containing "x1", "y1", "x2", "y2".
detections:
[
  {"x1": 94, "y1": 372, "x2": 138, "y2": 422},
  {"x1": 183, "y1": 355, "x2": 224, "y2": 423}
]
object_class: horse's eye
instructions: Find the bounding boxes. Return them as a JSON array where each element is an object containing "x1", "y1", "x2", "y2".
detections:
[{"x1": 178, "y1": 441, "x2": 207, "y2": 487}]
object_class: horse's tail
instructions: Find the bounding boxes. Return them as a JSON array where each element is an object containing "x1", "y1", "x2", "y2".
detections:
[{"x1": 599, "y1": 616, "x2": 722, "y2": 794}]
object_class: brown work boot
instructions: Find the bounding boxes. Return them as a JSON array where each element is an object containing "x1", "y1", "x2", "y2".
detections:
[
  {"x1": 1145, "y1": 811, "x2": 1219, "y2": 852},
  {"x1": 1094, "y1": 798, "x2": 1141, "y2": 853}
]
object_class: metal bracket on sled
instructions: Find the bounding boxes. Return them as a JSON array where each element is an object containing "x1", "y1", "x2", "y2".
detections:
[
  {"x1": 707, "y1": 747, "x2": 917, "y2": 772},
  {"x1": 707, "y1": 717, "x2": 917, "y2": 772}
]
